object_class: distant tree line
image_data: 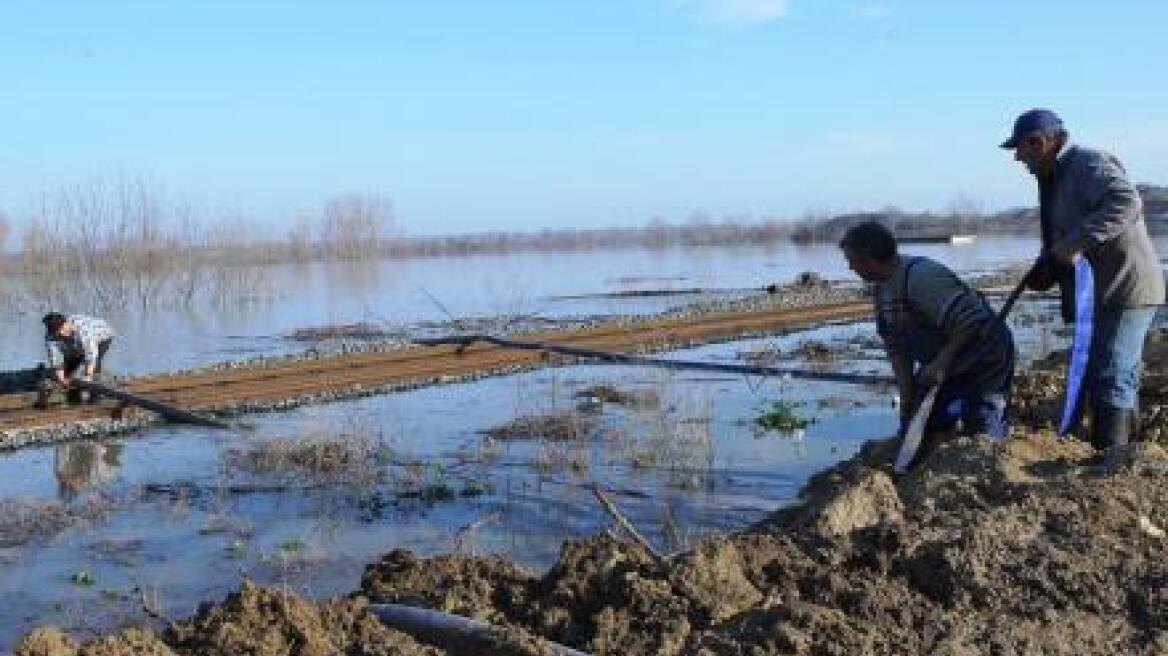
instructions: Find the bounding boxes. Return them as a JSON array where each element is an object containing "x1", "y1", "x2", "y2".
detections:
[
  {"x1": 1139, "y1": 184, "x2": 1168, "y2": 217},
  {"x1": 2, "y1": 180, "x2": 1166, "y2": 271}
]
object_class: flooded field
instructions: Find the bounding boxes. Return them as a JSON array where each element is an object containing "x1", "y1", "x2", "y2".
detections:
[
  {"x1": 0, "y1": 236, "x2": 1117, "y2": 648},
  {"x1": 0, "y1": 236, "x2": 1045, "y2": 375},
  {"x1": 0, "y1": 299, "x2": 1080, "y2": 648}
]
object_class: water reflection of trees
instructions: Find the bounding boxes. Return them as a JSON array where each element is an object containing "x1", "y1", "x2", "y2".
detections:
[{"x1": 54, "y1": 441, "x2": 122, "y2": 501}]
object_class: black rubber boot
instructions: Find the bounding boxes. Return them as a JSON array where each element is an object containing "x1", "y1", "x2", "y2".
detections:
[
  {"x1": 1090, "y1": 404, "x2": 1131, "y2": 451},
  {"x1": 1130, "y1": 397, "x2": 1143, "y2": 442},
  {"x1": 33, "y1": 380, "x2": 53, "y2": 409}
]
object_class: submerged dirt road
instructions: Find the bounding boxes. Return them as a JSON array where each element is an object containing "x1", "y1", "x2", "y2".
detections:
[{"x1": 0, "y1": 299, "x2": 872, "y2": 448}]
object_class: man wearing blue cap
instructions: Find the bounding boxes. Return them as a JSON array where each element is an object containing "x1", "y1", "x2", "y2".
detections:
[{"x1": 1002, "y1": 109, "x2": 1164, "y2": 450}]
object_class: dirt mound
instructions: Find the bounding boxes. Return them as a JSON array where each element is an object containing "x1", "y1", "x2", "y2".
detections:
[
  {"x1": 166, "y1": 580, "x2": 445, "y2": 656},
  {"x1": 15, "y1": 627, "x2": 174, "y2": 656},
  {"x1": 1014, "y1": 342, "x2": 1168, "y2": 443},
  {"x1": 359, "y1": 549, "x2": 534, "y2": 623},
  {"x1": 359, "y1": 433, "x2": 1168, "y2": 655}
]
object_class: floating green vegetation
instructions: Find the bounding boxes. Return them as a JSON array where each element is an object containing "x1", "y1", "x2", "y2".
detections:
[
  {"x1": 226, "y1": 539, "x2": 248, "y2": 558},
  {"x1": 460, "y1": 478, "x2": 492, "y2": 497},
  {"x1": 754, "y1": 400, "x2": 810, "y2": 432},
  {"x1": 70, "y1": 570, "x2": 96, "y2": 587}
]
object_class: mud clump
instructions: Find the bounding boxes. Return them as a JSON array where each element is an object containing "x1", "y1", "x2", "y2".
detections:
[
  {"x1": 15, "y1": 627, "x2": 174, "y2": 656},
  {"x1": 360, "y1": 549, "x2": 534, "y2": 623},
  {"x1": 168, "y1": 581, "x2": 445, "y2": 656},
  {"x1": 574, "y1": 384, "x2": 659, "y2": 408}
]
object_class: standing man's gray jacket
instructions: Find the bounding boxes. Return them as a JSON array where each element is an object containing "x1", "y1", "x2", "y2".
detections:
[{"x1": 1042, "y1": 144, "x2": 1165, "y2": 310}]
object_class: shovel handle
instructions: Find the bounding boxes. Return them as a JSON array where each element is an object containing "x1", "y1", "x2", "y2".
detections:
[{"x1": 979, "y1": 254, "x2": 1047, "y2": 340}]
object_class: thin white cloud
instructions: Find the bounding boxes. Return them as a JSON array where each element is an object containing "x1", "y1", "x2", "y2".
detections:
[{"x1": 676, "y1": 0, "x2": 791, "y2": 26}]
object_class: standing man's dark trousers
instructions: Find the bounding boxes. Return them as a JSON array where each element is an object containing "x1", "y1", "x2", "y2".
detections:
[
  {"x1": 35, "y1": 338, "x2": 113, "y2": 407},
  {"x1": 1088, "y1": 307, "x2": 1157, "y2": 449}
]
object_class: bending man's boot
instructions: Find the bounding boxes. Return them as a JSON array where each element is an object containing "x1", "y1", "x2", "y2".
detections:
[
  {"x1": 65, "y1": 385, "x2": 83, "y2": 405},
  {"x1": 1090, "y1": 403, "x2": 1132, "y2": 451},
  {"x1": 33, "y1": 379, "x2": 53, "y2": 410}
]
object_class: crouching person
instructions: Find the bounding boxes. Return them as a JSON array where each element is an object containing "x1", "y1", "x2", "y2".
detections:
[
  {"x1": 35, "y1": 313, "x2": 115, "y2": 407},
  {"x1": 839, "y1": 222, "x2": 1015, "y2": 457}
]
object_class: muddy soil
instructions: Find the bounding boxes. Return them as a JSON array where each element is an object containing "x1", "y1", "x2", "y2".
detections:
[{"x1": 16, "y1": 361, "x2": 1168, "y2": 655}]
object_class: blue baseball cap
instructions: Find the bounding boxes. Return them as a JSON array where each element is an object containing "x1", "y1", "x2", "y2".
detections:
[{"x1": 1000, "y1": 109, "x2": 1064, "y2": 148}]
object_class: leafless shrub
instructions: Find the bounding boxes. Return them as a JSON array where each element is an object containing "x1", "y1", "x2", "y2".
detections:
[
  {"x1": 531, "y1": 440, "x2": 591, "y2": 474},
  {"x1": 484, "y1": 411, "x2": 594, "y2": 441},
  {"x1": 0, "y1": 497, "x2": 112, "y2": 547},
  {"x1": 319, "y1": 193, "x2": 396, "y2": 260},
  {"x1": 793, "y1": 339, "x2": 838, "y2": 362},
  {"x1": 624, "y1": 390, "x2": 715, "y2": 490},
  {"x1": 390, "y1": 460, "x2": 456, "y2": 501},
  {"x1": 0, "y1": 209, "x2": 10, "y2": 254},
  {"x1": 285, "y1": 213, "x2": 317, "y2": 263},
  {"x1": 15, "y1": 176, "x2": 278, "y2": 311},
  {"x1": 222, "y1": 429, "x2": 391, "y2": 484},
  {"x1": 10, "y1": 179, "x2": 403, "y2": 311}
]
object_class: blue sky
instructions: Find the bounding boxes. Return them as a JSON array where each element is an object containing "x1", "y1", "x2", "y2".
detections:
[{"x1": 1, "y1": 0, "x2": 1166, "y2": 235}]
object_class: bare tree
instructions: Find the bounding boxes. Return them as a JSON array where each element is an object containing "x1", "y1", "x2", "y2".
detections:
[
  {"x1": 0, "y1": 209, "x2": 9, "y2": 253},
  {"x1": 285, "y1": 212, "x2": 317, "y2": 262},
  {"x1": 320, "y1": 193, "x2": 396, "y2": 260},
  {"x1": 946, "y1": 192, "x2": 985, "y2": 233}
]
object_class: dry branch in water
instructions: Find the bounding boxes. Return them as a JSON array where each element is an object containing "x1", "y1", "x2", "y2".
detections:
[{"x1": 592, "y1": 485, "x2": 666, "y2": 565}]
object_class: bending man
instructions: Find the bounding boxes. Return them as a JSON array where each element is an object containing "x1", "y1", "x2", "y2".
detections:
[
  {"x1": 37, "y1": 312, "x2": 115, "y2": 406},
  {"x1": 840, "y1": 221, "x2": 1015, "y2": 456}
]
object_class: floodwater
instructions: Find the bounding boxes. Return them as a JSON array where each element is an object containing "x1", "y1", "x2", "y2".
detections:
[
  {"x1": 0, "y1": 235, "x2": 1045, "y2": 374},
  {"x1": 0, "y1": 235, "x2": 1108, "y2": 647}
]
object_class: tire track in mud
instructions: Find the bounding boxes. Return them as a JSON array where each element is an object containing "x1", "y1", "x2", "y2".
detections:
[{"x1": 0, "y1": 300, "x2": 872, "y2": 444}]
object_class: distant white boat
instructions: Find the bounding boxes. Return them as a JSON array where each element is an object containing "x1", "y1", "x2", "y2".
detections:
[{"x1": 898, "y1": 233, "x2": 978, "y2": 245}]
